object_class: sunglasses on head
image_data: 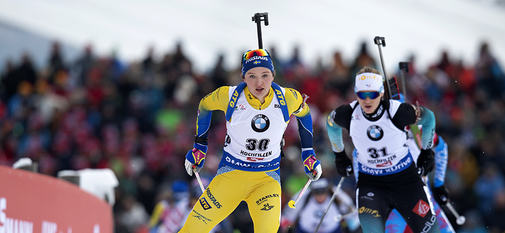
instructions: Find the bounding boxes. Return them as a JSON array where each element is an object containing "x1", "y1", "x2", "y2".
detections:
[
  {"x1": 357, "y1": 91, "x2": 380, "y2": 100},
  {"x1": 243, "y1": 49, "x2": 269, "y2": 60}
]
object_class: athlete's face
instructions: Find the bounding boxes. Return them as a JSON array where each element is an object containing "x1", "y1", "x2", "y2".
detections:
[
  {"x1": 357, "y1": 91, "x2": 383, "y2": 114},
  {"x1": 314, "y1": 192, "x2": 328, "y2": 204},
  {"x1": 244, "y1": 67, "x2": 274, "y2": 102}
]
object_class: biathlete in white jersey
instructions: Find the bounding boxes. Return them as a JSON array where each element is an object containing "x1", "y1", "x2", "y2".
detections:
[
  {"x1": 280, "y1": 178, "x2": 360, "y2": 233},
  {"x1": 179, "y1": 49, "x2": 322, "y2": 233},
  {"x1": 349, "y1": 92, "x2": 456, "y2": 233},
  {"x1": 382, "y1": 94, "x2": 454, "y2": 233},
  {"x1": 326, "y1": 66, "x2": 440, "y2": 233}
]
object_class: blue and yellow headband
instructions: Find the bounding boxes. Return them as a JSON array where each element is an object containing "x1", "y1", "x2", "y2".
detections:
[{"x1": 241, "y1": 49, "x2": 275, "y2": 77}]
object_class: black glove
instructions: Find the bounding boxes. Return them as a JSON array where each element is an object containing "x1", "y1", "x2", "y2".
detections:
[
  {"x1": 334, "y1": 151, "x2": 353, "y2": 177},
  {"x1": 417, "y1": 149, "x2": 434, "y2": 176},
  {"x1": 432, "y1": 185, "x2": 449, "y2": 205}
]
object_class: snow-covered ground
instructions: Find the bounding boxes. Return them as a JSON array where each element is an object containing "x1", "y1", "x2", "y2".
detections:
[{"x1": 0, "y1": 0, "x2": 504, "y2": 72}]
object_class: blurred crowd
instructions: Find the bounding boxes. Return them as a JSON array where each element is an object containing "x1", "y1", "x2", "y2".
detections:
[{"x1": 1, "y1": 39, "x2": 504, "y2": 233}]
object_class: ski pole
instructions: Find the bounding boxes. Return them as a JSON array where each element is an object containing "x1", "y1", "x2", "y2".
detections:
[
  {"x1": 314, "y1": 177, "x2": 345, "y2": 233},
  {"x1": 446, "y1": 202, "x2": 466, "y2": 225},
  {"x1": 193, "y1": 166, "x2": 206, "y2": 193},
  {"x1": 288, "y1": 179, "x2": 312, "y2": 209}
]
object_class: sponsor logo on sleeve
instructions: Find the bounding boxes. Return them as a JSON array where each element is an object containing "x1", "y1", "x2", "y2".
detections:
[{"x1": 289, "y1": 89, "x2": 298, "y2": 99}]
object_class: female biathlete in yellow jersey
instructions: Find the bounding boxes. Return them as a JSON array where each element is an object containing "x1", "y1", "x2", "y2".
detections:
[{"x1": 179, "y1": 49, "x2": 322, "y2": 233}]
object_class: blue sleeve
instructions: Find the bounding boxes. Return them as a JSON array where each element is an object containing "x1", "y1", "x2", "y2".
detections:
[
  {"x1": 296, "y1": 112, "x2": 313, "y2": 149},
  {"x1": 433, "y1": 136, "x2": 448, "y2": 187},
  {"x1": 417, "y1": 107, "x2": 436, "y2": 149},
  {"x1": 352, "y1": 150, "x2": 359, "y2": 180},
  {"x1": 195, "y1": 109, "x2": 213, "y2": 143},
  {"x1": 326, "y1": 110, "x2": 345, "y2": 152}
]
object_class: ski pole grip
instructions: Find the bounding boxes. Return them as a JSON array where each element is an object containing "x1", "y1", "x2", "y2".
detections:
[{"x1": 374, "y1": 36, "x2": 386, "y2": 46}]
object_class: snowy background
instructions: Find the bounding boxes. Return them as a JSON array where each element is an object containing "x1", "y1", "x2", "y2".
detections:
[{"x1": 1, "y1": 0, "x2": 504, "y2": 72}]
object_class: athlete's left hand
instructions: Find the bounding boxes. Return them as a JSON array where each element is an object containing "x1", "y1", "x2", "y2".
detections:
[
  {"x1": 417, "y1": 149, "x2": 434, "y2": 176},
  {"x1": 302, "y1": 149, "x2": 322, "y2": 181}
]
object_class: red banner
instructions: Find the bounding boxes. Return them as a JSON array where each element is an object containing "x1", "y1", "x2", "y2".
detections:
[{"x1": 0, "y1": 165, "x2": 113, "y2": 233}]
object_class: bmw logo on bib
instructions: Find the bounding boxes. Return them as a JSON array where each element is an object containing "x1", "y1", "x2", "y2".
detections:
[
  {"x1": 251, "y1": 114, "x2": 270, "y2": 132},
  {"x1": 367, "y1": 125, "x2": 384, "y2": 141}
]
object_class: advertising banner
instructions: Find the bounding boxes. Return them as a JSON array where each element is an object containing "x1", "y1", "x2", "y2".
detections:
[{"x1": 0, "y1": 166, "x2": 113, "y2": 233}]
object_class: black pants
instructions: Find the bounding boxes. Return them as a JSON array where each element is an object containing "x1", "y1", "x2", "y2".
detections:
[{"x1": 356, "y1": 165, "x2": 440, "y2": 233}]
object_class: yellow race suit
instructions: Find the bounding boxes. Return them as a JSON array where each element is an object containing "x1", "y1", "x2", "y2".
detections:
[{"x1": 179, "y1": 82, "x2": 312, "y2": 233}]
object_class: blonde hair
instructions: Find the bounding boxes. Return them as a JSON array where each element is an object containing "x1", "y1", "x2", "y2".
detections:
[{"x1": 356, "y1": 66, "x2": 380, "y2": 75}]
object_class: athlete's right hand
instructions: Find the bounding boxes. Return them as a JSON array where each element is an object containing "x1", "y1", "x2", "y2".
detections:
[
  {"x1": 334, "y1": 151, "x2": 353, "y2": 177},
  {"x1": 417, "y1": 149, "x2": 434, "y2": 176},
  {"x1": 184, "y1": 143, "x2": 207, "y2": 176},
  {"x1": 302, "y1": 149, "x2": 322, "y2": 181}
]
